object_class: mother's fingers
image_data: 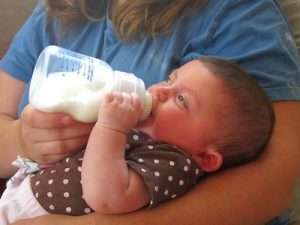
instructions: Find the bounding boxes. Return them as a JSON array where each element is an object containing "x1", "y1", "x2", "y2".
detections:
[
  {"x1": 31, "y1": 135, "x2": 89, "y2": 164},
  {"x1": 21, "y1": 121, "x2": 94, "y2": 142},
  {"x1": 21, "y1": 105, "x2": 74, "y2": 129}
]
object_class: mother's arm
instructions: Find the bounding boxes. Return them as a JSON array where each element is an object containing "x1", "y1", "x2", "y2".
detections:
[{"x1": 11, "y1": 101, "x2": 300, "y2": 225}]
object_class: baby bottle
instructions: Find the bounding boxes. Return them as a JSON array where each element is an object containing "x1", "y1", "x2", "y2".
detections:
[{"x1": 29, "y1": 45, "x2": 152, "y2": 122}]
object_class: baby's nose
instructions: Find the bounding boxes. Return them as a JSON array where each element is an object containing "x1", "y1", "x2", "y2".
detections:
[{"x1": 156, "y1": 86, "x2": 171, "y2": 102}]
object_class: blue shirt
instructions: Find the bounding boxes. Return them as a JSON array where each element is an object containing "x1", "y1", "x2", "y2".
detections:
[{"x1": 1, "y1": 0, "x2": 300, "y2": 115}]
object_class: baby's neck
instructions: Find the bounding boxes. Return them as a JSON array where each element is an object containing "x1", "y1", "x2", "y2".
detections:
[{"x1": 135, "y1": 124, "x2": 155, "y2": 140}]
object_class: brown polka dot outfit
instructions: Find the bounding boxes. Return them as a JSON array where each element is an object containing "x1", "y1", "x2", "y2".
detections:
[{"x1": 30, "y1": 130, "x2": 203, "y2": 215}]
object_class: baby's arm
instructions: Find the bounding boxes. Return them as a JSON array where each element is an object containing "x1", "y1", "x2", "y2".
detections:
[{"x1": 81, "y1": 93, "x2": 151, "y2": 214}]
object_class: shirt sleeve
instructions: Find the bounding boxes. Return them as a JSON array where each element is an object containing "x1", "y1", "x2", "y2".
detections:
[
  {"x1": 182, "y1": 0, "x2": 300, "y2": 101},
  {"x1": 126, "y1": 142, "x2": 203, "y2": 208}
]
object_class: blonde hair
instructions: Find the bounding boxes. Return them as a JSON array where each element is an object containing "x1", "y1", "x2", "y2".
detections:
[{"x1": 43, "y1": 0, "x2": 207, "y2": 41}]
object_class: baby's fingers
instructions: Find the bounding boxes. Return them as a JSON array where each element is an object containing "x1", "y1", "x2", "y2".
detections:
[
  {"x1": 101, "y1": 93, "x2": 114, "y2": 104},
  {"x1": 131, "y1": 93, "x2": 143, "y2": 112}
]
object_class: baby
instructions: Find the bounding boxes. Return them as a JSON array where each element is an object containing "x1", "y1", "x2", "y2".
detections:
[{"x1": 0, "y1": 57, "x2": 275, "y2": 223}]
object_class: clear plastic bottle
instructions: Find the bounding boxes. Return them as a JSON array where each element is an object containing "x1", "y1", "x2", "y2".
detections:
[{"x1": 29, "y1": 45, "x2": 152, "y2": 122}]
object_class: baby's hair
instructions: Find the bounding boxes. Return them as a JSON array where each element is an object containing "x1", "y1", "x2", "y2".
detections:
[{"x1": 198, "y1": 57, "x2": 275, "y2": 169}]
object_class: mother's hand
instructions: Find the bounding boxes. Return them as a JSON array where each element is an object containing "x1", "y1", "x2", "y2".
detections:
[{"x1": 19, "y1": 105, "x2": 94, "y2": 164}]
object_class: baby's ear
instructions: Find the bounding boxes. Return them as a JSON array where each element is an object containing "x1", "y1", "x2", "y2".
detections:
[{"x1": 194, "y1": 148, "x2": 223, "y2": 172}]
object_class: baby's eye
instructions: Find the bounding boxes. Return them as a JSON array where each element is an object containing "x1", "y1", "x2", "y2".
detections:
[{"x1": 177, "y1": 95, "x2": 188, "y2": 108}]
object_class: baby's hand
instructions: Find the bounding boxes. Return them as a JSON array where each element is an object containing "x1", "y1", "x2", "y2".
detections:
[{"x1": 97, "y1": 92, "x2": 143, "y2": 134}]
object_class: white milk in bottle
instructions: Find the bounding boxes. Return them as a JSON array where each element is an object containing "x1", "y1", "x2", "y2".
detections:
[{"x1": 29, "y1": 46, "x2": 152, "y2": 122}]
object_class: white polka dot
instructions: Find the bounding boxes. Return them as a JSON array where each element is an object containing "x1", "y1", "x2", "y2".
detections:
[
  {"x1": 66, "y1": 207, "x2": 72, "y2": 213},
  {"x1": 78, "y1": 166, "x2": 82, "y2": 172},
  {"x1": 138, "y1": 158, "x2": 144, "y2": 163},
  {"x1": 133, "y1": 135, "x2": 139, "y2": 140},
  {"x1": 40, "y1": 170, "x2": 44, "y2": 175},
  {"x1": 154, "y1": 186, "x2": 159, "y2": 192},
  {"x1": 164, "y1": 190, "x2": 169, "y2": 195},
  {"x1": 66, "y1": 158, "x2": 70, "y2": 163},
  {"x1": 64, "y1": 192, "x2": 70, "y2": 198},
  {"x1": 35, "y1": 181, "x2": 40, "y2": 186},
  {"x1": 148, "y1": 145, "x2": 154, "y2": 150},
  {"x1": 154, "y1": 159, "x2": 159, "y2": 164},
  {"x1": 195, "y1": 168, "x2": 199, "y2": 175},
  {"x1": 63, "y1": 179, "x2": 69, "y2": 184},
  {"x1": 35, "y1": 192, "x2": 39, "y2": 198},
  {"x1": 171, "y1": 194, "x2": 177, "y2": 199},
  {"x1": 168, "y1": 176, "x2": 173, "y2": 181},
  {"x1": 183, "y1": 166, "x2": 189, "y2": 171},
  {"x1": 49, "y1": 205, "x2": 55, "y2": 210},
  {"x1": 169, "y1": 161, "x2": 175, "y2": 166},
  {"x1": 150, "y1": 200, "x2": 154, "y2": 205},
  {"x1": 179, "y1": 180, "x2": 184, "y2": 186},
  {"x1": 187, "y1": 159, "x2": 191, "y2": 164},
  {"x1": 50, "y1": 170, "x2": 56, "y2": 174},
  {"x1": 65, "y1": 168, "x2": 70, "y2": 172},
  {"x1": 141, "y1": 168, "x2": 147, "y2": 173},
  {"x1": 47, "y1": 192, "x2": 53, "y2": 198},
  {"x1": 78, "y1": 158, "x2": 83, "y2": 161},
  {"x1": 48, "y1": 179, "x2": 54, "y2": 185},
  {"x1": 84, "y1": 208, "x2": 91, "y2": 213},
  {"x1": 154, "y1": 171, "x2": 160, "y2": 177}
]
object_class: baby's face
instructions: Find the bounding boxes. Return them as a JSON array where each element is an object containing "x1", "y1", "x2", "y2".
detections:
[{"x1": 137, "y1": 60, "x2": 228, "y2": 156}]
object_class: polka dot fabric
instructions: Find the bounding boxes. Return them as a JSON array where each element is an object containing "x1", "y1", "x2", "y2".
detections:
[
  {"x1": 126, "y1": 131, "x2": 203, "y2": 208},
  {"x1": 30, "y1": 150, "x2": 91, "y2": 215},
  {"x1": 30, "y1": 130, "x2": 203, "y2": 215}
]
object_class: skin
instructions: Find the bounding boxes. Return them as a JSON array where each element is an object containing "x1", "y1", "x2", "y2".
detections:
[
  {"x1": 82, "y1": 92, "x2": 151, "y2": 214},
  {"x1": 137, "y1": 60, "x2": 224, "y2": 170},
  {"x1": 82, "y1": 60, "x2": 224, "y2": 214},
  {"x1": 138, "y1": 61, "x2": 222, "y2": 156}
]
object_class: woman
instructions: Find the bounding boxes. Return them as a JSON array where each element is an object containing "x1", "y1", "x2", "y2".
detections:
[{"x1": 0, "y1": 0, "x2": 300, "y2": 224}]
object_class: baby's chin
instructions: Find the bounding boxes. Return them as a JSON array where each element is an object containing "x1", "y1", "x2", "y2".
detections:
[{"x1": 135, "y1": 113, "x2": 155, "y2": 138}]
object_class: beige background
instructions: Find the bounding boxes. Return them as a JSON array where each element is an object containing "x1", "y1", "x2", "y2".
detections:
[{"x1": 0, "y1": 0, "x2": 38, "y2": 55}]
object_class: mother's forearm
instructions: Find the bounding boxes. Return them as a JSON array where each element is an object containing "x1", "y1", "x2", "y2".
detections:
[{"x1": 0, "y1": 118, "x2": 21, "y2": 178}]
